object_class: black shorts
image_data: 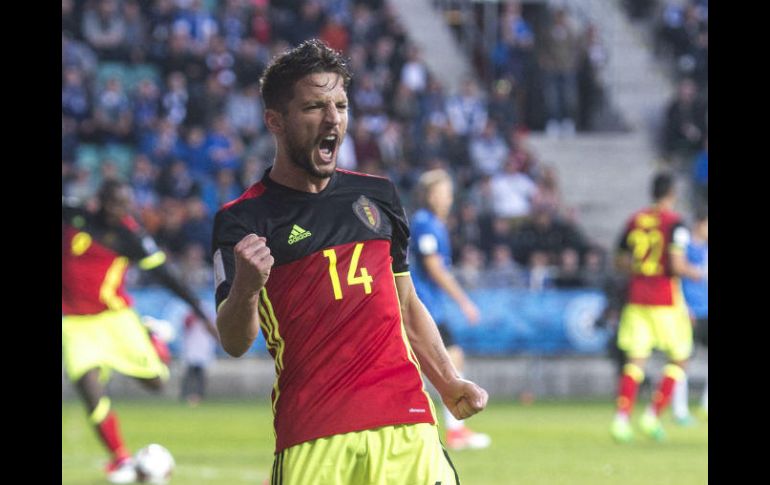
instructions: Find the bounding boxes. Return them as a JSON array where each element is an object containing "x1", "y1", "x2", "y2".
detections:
[
  {"x1": 436, "y1": 323, "x2": 456, "y2": 348},
  {"x1": 694, "y1": 317, "x2": 708, "y2": 347}
]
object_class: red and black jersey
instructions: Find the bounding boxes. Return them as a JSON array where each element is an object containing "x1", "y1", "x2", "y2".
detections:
[
  {"x1": 212, "y1": 168, "x2": 435, "y2": 454},
  {"x1": 617, "y1": 207, "x2": 689, "y2": 306},
  {"x1": 62, "y1": 204, "x2": 167, "y2": 315}
]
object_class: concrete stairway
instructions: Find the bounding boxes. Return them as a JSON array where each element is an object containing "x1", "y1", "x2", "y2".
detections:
[
  {"x1": 387, "y1": 0, "x2": 477, "y2": 94},
  {"x1": 528, "y1": 132, "x2": 658, "y2": 250}
]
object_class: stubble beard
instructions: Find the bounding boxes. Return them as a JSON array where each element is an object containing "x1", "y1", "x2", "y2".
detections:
[{"x1": 285, "y1": 133, "x2": 335, "y2": 179}]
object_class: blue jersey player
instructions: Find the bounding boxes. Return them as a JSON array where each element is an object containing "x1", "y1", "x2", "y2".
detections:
[{"x1": 409, "y1": 168, "x2": 491, "y2": 450}]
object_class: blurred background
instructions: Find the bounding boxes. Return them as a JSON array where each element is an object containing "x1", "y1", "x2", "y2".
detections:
[{"x1": 61, "y1": 0, "x2": 707, "y2": 428}]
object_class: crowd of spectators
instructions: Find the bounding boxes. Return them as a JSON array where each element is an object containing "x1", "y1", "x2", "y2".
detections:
[
  {"x1": 62, "y1": 0, "x2": 608, "y2": 292},
  {"x1": 439, "y1": 0, "x2": 611, "y2": 135},
  {"x1": 621, "y1": 0, "x2": 707, "y2": 212}
]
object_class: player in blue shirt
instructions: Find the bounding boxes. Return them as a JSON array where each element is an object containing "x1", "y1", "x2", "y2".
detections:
[
  {"x1": 672, "y1": 209, "x2": 708, "y2": 423},
  {"x1": 409, "y1": 168, "x2": 491, "y2": 450}
]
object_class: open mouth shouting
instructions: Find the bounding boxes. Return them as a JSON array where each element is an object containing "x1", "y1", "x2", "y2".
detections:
[{"x1": 318, "y1": 133, "x2": 339, "y2": 164}]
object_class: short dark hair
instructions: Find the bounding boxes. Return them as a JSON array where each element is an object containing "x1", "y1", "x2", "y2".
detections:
[
  {"x1": 651, "y1": 172, "x2": 675, "y2": 201},
  {"x1": 259, "y1": 39, "x2": 352, "y2": 113}
]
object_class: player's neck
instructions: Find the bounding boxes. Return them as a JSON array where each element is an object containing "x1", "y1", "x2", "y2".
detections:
[{"x1": 269, "y1": 156, "x2": 332, "y2": 194}]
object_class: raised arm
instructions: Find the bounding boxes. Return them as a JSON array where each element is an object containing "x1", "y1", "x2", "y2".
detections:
[{"x1": 215, "y1": 234, "x2": 273, "y2": 357}]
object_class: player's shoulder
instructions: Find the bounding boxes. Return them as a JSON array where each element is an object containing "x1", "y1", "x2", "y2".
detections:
[
  {"x1": 216, "y1": 181, "x2": 268, "y2": 219},
  {"x1": 335, "y1": 168, "x2": 396, "y2": 194}
]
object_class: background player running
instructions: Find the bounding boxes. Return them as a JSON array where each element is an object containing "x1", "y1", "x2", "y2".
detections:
[{"x1": 62, "y1": 180, "x2": 216, "y2": 483}]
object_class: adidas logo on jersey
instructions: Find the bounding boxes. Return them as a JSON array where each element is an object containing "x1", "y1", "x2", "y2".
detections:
[{"x1": 288, "y1": 224, "x2": 312, "y2": 245}]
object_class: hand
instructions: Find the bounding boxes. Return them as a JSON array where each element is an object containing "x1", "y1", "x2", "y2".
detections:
[
  {"x1": 441, "y1": 378, "x2": 489, "y2": 421},
  {"x1": 232, "y1": 234, "x2": 274, "y2": 297}
]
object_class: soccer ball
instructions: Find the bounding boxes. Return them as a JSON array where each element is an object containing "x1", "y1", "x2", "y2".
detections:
[{"x1": 135, "y1": 444, "x2": 175, "y2": 484}]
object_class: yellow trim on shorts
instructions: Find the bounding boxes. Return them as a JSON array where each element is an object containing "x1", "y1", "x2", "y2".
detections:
[
  {"x1": 138, "y1": 251, "x2": 167, "y2": 270},
  {"x1": 90, "y1": 397, "x2": 111, "y2": 424}
]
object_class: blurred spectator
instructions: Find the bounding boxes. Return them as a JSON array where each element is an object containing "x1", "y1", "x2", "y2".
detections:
[
  {"x1": 132, "y1": 78, "x2": 162, "y2": 137},
  {"x1": 93, "y1": 77, "x2": 133, "y2": 143},
  {"x1": 469, "y1": 119, "x2": 509, "y2": 177},
  {"x1": 225, "y1": 82, "x2": 264, "y2": 144},
  {"x1": 172, "y1": 0, "x2": 219, "y2": 56},
  {"x1": 692, "y1": 138, "x2": 708, "y2": 211},
  {"x1": 552, "y1": 247, "x2": 586, "y2": 288},
  {"x1": 179, "y1": 308, "x2": 218, "y2": 407},
  {"x1": 156, "y1": 158, "x2": 201, "y2": 200},
  {"x1": 487, "y1": 79, "x2": 519, "y2": 137},
  {"x1": 320, "y1": 13, "x2": 350, "y2": 52},
  {"x1": 445, "y1": 77, "x2": 488, "y2": 138},
  {"x1": 511, "y1": 204, "x2": 591, "y2": 269},
  {"x1": 400, "y1": 43, "x2": 429, "y2": 94},
  {"x1": 487, "y1": 244, "x2": 525, "y2": 288},
  {"x1": 62, "y1": 66, "x2": 95, "y2": 138},
  {"x1": 204, "y1": 115, "x2": 244, "y2": 175},
  {"x1": 180, "y1": 197, "x2": 214, "y2": 255},
  {"x1": 154, "y1": 198, "x2": 189, "y2": 255},
  {"x1": 201, "y1": 167, "x2": 243, "y2": 215},
  {"x1": 123, "y1": 0, "x2": 148, "y2": 62},
  {"x1": 491, "y1": 0, "x2": 534, "y2": 90},
  {"x1": 576, "y1": 23, "x2": 608, "y2": 132},
  {"x1": 140, "y1": 118, "x2": 184, "y2": 167},
  {"x1": 238, "y1": 154, "x2": 266, "y2": 191},
  {"x1": 162, "y1": 71, "x2": 190, "y2": 127},
  {"x1": 82, "y1": 0, "x2": 128, "y2": 61},
  {"x1": 538, "y1": 8, "x2": 580, "y2": 138},
  {"x1": 489, "y1": 156, "x2": 538, "y2": 223},
  {"x1": 454, "y1": 243, "x2": 486, "y2": 290},
  {"x1": 661, "y1": 77, "x2": 707, "y2": 169}
]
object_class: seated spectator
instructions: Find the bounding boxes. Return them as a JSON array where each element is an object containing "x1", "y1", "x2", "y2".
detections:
[
  {"x1": 454, "y1": 243, "x2": 486, "y2": 290},
  {"x1": 489, "y1": 156, "x2": 538, "y2": 224},
  {"x1": 469, "y1": 119, "x2": 509, "y2": 177},
  {"x1": 94, "y1": 77, "x2": 134, "y2": 144},
  {"x1": 511, "y1": 203, "x2": 591, "y2": 269},
  {"x1": 661, "y1": 77, "x2": 707, "y2": 169},
  {"x1": 156, "y1": 158, "x2": 201, "y2": 200},
  {"x1": 486, "y1": 244, "x2": 525, "y2": 288}
]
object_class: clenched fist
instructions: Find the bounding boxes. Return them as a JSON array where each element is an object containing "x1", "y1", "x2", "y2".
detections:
[{"x1": 232, "y1": 233, "x2": 274, "y2": 295}]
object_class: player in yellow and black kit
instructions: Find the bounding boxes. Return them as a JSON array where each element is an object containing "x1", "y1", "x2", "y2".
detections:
[{"x1": 62, "y1": 180, "x2": 216, "y2": 483}]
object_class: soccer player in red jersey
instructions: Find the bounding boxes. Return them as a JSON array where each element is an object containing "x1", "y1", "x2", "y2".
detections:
[
  {"x1": 609, "y1": 173, "x2": 706, "y2": 442},
  {"x1": 212, "y1": 40, "x2": 488, "y2": 484},
  {"x1": 62, "y1": 181, "x2": 216, "y2": 483}
]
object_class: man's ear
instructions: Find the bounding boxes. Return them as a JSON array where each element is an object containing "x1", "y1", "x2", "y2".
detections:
[{"x1": 264, "y1": 109, "x2": 283, "y2": 135}]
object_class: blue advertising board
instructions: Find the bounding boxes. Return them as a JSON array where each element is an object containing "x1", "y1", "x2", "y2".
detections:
[{"x1": 130, "y1": 286, "x2": 611, "y2": 357}]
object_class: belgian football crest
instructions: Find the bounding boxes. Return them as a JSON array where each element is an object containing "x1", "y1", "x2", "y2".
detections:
[{"x1": 352, "y1": 195, "x2": 382, "y2": 232}]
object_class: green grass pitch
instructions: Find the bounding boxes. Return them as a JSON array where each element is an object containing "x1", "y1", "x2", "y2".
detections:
[{"x1": 62, "y1": 397, "x2": 707, "y2": 484}]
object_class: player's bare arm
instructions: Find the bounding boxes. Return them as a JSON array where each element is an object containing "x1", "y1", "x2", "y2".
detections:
[
  {"x1": 216, "y1": 234, "x2": 274, "y2": 357},
  {"x1": 422, "y1": 253, "x2": 481, "y2": 324},
  {"x1": 669, "y1": 251, "x2": 704, "y2": 281},
  {"x1": 395, "y1": 275, "x2": 488, "y2": 420}
]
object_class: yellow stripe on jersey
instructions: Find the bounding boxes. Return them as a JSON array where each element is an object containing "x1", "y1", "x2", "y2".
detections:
[
  {"x1": 391, "y1": 271, "x2": 437, "y2": 423},
  {"x1": 100, "y1": 257, "x2": 129, "y2": 310},
  {"x1": 138, "y1": 251, "x2": 167, "y2": 270},
  {"x1": 259, "y1": 288, "x2": 286, "y2": 424},
  {"x1": 393, "y1": 271, "x2": 410, "y2": 277}
]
